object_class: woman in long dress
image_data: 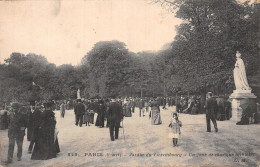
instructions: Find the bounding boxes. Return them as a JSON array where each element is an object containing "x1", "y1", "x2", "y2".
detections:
[
  {"x1": 31, "y1": 102, "x2": 60, "y2": 160},
  {"x1": 84, "y1": 100, "x2": 95, "y2": 126},
  {"x1": 149, "y1": 98, "x2": 162, "y2": 125},
  {"x1": 95, "y1": 100, "x2": 105, "y2": 127},
  {"x1": 123, "y1": 99, "x2": 132, "y2": 117},
  {"x1": 60, "y1": 101, "x2": 66, "y2": 118}
]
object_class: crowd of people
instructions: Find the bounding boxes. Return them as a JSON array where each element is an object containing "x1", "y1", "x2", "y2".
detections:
[
  {"x1": 1, "y1": 101, "x2": 60, "y2": 165},
  {"x1": 1, "y1": 93, "x2": 260, "y2": 165}
]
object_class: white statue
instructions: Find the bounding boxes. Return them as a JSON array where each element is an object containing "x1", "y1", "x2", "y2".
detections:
[
  {"x1": 233, "y1": 51, "x2": 251, "y2": 90},
  {"x1": 77, "y1": 89, "x2": 81, "y2": 99}
]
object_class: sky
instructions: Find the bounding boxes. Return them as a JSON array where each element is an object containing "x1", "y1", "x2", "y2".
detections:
[{"x1": 0, "y1": 0, "x2": 182, "y2": 66}]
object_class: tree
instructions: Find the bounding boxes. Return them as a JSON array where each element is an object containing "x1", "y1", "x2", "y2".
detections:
[
  {"x1": 82, "y1": 40, "x2": 131, "y2": 98},
  {"x1": 154, "y1": 0, "x2": 260, "y2": 95}
]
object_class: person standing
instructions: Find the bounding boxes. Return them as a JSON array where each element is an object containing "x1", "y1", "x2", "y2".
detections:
[
  {"x1": 4, "y1": 102, "x2": 28, "y2": 165},
  {"x1": 131, "y1": 98, "x2": 135, "y2": 113},
  {"x1": 87, "y1": 100, "x2": 96, "y2": 125},
  {"x1": 74, "y1": 99, "x2": 85, "y2": 127},
  {"x1": 123, "y1": 99, "x2": 132, "y2": 117},
  {"x1": 95, "y1": 100, "x2": 106, "y2": 128},
  {"x1": 205, "y1": 92, "x2": 218, "y2": 132},
  {"x1": 27, "y1": 102, "x2": 41, "y2": 153},
  {"x1": 168, "y1": 113, "x2": 182, "y2": 147},
  {"x1": 138, "y1": 98, "x2": 145, "y2": 117},
  {"x1": 107, "y1": 98, "x2": 123, "y2": 141},
  {"x1": 144, "y1": 99, "x2": 149, "y2": 113},
  {"x1": 149, "y1": 98, "x2": 162, "y2": 125},
  {"x1": 60, "y1": 101, "x2": 66, "y2": 118},
  {"x1": 31, "y1": 102, "x2": 60, "y2": 160}
]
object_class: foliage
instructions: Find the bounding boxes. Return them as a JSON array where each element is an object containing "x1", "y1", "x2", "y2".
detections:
[{"x1": 0, "y1": 1, "x2": 259, "y2": 101}]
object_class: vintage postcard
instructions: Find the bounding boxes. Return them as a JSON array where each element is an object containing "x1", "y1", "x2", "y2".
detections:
[{"x1": 0, "y1": 0, "x2": 259, "y2": 167}]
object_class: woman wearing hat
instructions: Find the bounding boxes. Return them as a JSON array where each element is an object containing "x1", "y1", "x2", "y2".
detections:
[{"x1": 31, "y1": 102, "x2": 60, "y2": 160}]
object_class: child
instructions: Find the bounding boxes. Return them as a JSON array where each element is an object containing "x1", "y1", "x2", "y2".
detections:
[{"x1": 168, "y1": 113, "x2": 182, "y2": 147}]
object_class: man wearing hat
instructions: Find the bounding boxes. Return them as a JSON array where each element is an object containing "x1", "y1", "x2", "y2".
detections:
[
  {"x1": 205, "y1": 92, "x2": 218, "y2": 132},
  {"x1": 107, "y1": 98, "x2": 123, "y2": 141},
  {"x1": 27, "y1": 101, "x2": 41, "y2": 153},
  {"x1": 5, "y1": 102, "x2": 28, "y2": 164},
  {"x1": 74, "y1": 99, "x2": 85, "y2": 127}
]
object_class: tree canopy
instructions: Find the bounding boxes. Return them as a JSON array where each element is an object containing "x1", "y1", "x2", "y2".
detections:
[{"x1": 0, "y1": 0, "x2": 259, "y2": 102}]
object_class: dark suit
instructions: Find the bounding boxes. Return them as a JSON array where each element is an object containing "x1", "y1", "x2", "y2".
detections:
[
  {"x1": 138, "y1": 99, "x2": 145, "y2": 117},
  {"x1": 108, "y1": 102, "x2": 123, "y2": 141},
  {"x1": 205, "y1": 97, "x2": 218, "y2": 132},
  {"x1": 74, "y1": 102, "x2": 85, "y2": 127},
  {"x1": 27, "y1": 108, "x2": 41, "y2": 152},
  {"x1": 7, "y1": 108, "x2": 28, "y2": 161}
]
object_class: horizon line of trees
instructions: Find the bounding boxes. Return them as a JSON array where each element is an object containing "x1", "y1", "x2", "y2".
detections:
[{"x1": 0, "y1": 0, "x2": 259, "y2": 103}]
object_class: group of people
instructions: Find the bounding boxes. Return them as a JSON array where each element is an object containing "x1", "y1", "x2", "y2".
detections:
[
  {"x1": 3, "y1": 101, "x2": 60, "y2": 165},
  {"x1": 73, "y1": 98, "x2": 123, "y2": 141},
  {"x1": 167, "y1": 92, "x2": 219, "y2": 147},
  {"x1": 70, "y1": 93, "x2": 221, "y2": 147},
  {"x1": 4, "y1": 90, "x2": 257, "y2": 164},
  {"x1": 72, "y1": 97, "x2": 164, "y2": 141}
]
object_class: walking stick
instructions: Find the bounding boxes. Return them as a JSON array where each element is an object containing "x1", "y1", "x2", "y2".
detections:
[{"x1": 122, "y1": 119, "x2": 125, "y2": 141}]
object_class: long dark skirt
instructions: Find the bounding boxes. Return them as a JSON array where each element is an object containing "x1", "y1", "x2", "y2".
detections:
[
  {"x1": 95, "y1": 114, "x2": 104, "y2": 127},
  {"x1": 31, "y1": 137, "x2": 60, "y2": 160}
]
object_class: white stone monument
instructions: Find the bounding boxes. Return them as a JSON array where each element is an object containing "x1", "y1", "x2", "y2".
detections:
[
  {"x1": 229, "y1": 51, "x2": 257, "y2": 123},
  {"x1": 77, "y1": 89, "x2": 81, "y2": 99}
]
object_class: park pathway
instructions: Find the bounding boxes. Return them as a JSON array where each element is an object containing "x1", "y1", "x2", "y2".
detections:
[{"x1": 1, "y1": 106, "x2": 260, "y2": 167}]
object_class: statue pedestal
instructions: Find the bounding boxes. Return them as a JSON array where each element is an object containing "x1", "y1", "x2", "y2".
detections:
[{"x1": 229, "y1": 90, "x2": 257, "y2": 123}]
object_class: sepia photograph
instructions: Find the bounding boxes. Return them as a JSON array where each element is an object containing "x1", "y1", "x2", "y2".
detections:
[{"x1": 0, "y1": 0, "x2": 259, "y2": 166}]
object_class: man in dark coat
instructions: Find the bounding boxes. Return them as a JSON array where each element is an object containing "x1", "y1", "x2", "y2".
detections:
[
  {"x1": 205, "y1": 92, "x2": 218, "y2": 132},
  {"x1": 130, "y1": 98, "x2": 135, "y2": 113},
  {"x1": 4, "y1": 102, "x2": 28, "y2": 164},
  {"x1": 138, "y1": 98, "x2": 145, "y2": 117},
  {"x1": 27, "y1": 102, "x2": 42, "y2": 153},
  {"x1": 74, "y1": 99, "x2": 85, "y2": 127},
  {"x1": 107, "y1": 98, "x2": 123, "y2": 141}
]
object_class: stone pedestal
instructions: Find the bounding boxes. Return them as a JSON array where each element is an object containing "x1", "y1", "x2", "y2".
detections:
[
  {"x1": 229, "y1": 90, "x2": 257, "y2": 123},
  {"x1": 230, "y1": 99, "x2": 242, "y2": 122}
]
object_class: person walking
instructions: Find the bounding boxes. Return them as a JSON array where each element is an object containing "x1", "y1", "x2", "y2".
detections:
[
  {"x1": 123, "y1": 98, "x2": 132, "y2": 117},
  {"x1": 205, "y1": 92, "x2": 218, "y2": 132},
  {"x1": 130, "y1": 98, "x2": 135, "y2": 113},
  {"x1": 95, "y1": 100, "x2": 106, "y2": 128},
  {"x1": 149, "y1": 97, "x2": 162, "y2": 125},
  {"x1": 4, "y1": 102, "x2": 28, "y2": 165},
  {"x1": 138, "y1": 98, "x2": 145, "y2": 117},
  {"x1": 60, "y1": 101, "x2": 66, "y2": 118},
  {"x1": 107, "y1": 98, "x2": 123, "y2": 141},
  {"x1": 74, "y1": 99, "x2": 85, "y2": 127},
  {"x1": 31, "y1": 102, "x2": 60, "y2": 160},
  {"x1": 144, "y1": 99, "x2": 150, "y2": 113},
  {"x1": 27, "y1": 101, "x2": 41, "y2": 154}
]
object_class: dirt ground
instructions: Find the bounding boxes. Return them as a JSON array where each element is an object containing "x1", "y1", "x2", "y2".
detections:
[{"x1": 1, "y1": 106, "x2": 260, "y2": 167}]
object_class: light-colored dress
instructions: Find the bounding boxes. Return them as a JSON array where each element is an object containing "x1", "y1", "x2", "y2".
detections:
[
  {"x1": 150, "y1": 100, "x2": 162, "y2": 125},
  {"x1": 168, "y1": 119, "x2": 182, "y2": 138},
  {"x1": 123, "y1": 101, "x2": 132, "y2": 117}
]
